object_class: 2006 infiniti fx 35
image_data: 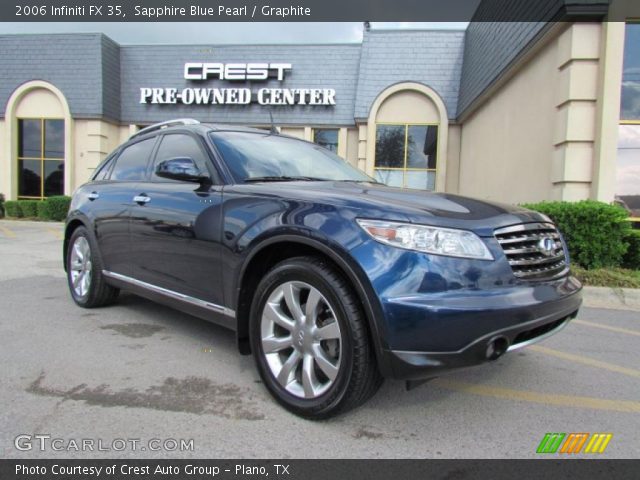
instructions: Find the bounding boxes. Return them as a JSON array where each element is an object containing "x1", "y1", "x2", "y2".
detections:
[{"x1": 64, "y1": 118, "x2": 582, "y2": 419}]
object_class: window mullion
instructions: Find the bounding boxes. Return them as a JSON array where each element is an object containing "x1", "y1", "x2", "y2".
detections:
[
  {"x1": 40, "y1": 118, "x2": 45, "y2": 199},
  {"x1": 403, "y1": 124, "x2": 409, "y2": 188}
]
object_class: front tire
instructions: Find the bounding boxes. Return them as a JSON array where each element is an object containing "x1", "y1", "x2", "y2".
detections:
[
  {"x1": 67, "y1": 226, "x2": 119, "y2": 308},
  {"x1": 250, "y1": 256, "x2": 382, "y2": 419}
]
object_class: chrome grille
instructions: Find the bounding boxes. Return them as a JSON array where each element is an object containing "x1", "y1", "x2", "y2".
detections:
[{"x1": 494, "y1": 222, "x2": 568, "y2": 280}]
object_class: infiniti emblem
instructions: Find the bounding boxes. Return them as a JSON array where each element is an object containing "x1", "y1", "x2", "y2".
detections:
[
  {"x1": 538, "y1": 237, "x2": 556, "y2": 256},
  {"x1": 297, "y1": 330, "x2": 305, "y2": 347}
]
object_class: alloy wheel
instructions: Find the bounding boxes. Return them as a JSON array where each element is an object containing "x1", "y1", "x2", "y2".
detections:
[
  {"x1": 69, "y1": 236, "x2": 92, "y2": 298},
  {"x1": 260, "y1": 281, "x2": 342, "y2": 399}
]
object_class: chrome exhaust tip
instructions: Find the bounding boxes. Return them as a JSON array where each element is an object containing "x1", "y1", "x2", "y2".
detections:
[{"x1": 486, "y1": 336, "x2": 509, "y2": 360}]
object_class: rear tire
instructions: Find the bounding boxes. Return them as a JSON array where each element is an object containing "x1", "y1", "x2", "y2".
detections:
[
  {"x1": 66, "y1": 226, "x2": 119, "y2": 308},
  {"x1": 250, "y1": 256, "x2": 382, "y2": 419}
]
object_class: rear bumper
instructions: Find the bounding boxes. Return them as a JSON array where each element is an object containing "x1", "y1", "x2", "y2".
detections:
[{"x1": 377, "y1": 276, "x2": 582, "y2": 380}]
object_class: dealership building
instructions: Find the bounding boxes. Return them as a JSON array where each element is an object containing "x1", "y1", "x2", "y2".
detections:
[{"x1": 0, "y1": 3, "x2": 638, "y2": 215}]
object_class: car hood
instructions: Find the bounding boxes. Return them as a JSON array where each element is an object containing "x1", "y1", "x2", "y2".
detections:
[{"x1": 232, "y1": 181, "x2": 550, "y2": 236}]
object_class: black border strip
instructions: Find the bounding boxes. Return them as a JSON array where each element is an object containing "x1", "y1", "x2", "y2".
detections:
[
  {"x1": 3, "y1": 0, "x2": 636, "y2": 22},
  {"x1": 2, "y1": 459, "x2": 640, "y2": 480}
]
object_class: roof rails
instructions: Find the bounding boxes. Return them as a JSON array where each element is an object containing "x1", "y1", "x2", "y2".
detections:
[{"x1": 130, "y1": 119, "x2": 200, "y2": 139}]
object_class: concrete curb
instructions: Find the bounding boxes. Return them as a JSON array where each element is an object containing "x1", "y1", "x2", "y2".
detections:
[{"x1": 582, "y1": 286, "x2": 640, "y2": 312}]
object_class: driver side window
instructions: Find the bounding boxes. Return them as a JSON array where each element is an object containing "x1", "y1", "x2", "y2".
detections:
[{"x1": 151, "y1": 134, "x2": 209, "y2": 182}]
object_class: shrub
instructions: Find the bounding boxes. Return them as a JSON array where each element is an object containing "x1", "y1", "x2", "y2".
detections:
[
  {"x1": 18, "y1": 200, "x2": 40, "y2": 218},
  {"x1": 0, "y1": 193, "x2": 5, "y2": 218},
  {"x1": 622, "y1": 230, "x2": 640, "y2": 270},
  {"x1": 37, "y1": 200, "x2": 51, "y2": 220},
  {"x1": 522, "y1": 200, "x2": 632, "y2": 269},
  {"x1": 44, "y1": 195, "x2": 71, "y2": 221},
  {"x1": 4, "y1": 200, "x2": 22, "y2": 218}
]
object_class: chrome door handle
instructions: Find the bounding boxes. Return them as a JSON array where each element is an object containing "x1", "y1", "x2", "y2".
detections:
[
  {"x1": 133, "y1": 195, "x2": 151, "y2": 204},
  {"x1": 87, "y1": 191, "x2": 99, "y2": 201}
]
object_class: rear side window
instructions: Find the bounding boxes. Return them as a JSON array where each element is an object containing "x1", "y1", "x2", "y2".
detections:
[
  {"x1": 151, "y1": 134, "x2": 209, "y2": 181},
  {"x1": 110, "y1": 138, "x2": 156, "y2": 181},
  {"x1": 92, "y1": 153, "x2": 116, "y2": 181}
]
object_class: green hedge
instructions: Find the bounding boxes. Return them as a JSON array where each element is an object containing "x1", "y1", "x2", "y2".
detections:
[
  {"x1": 4, "y1": 200, "x2": 22, "y2": 218},
  {"x1": 44, "y1": 196, "x2": 71, "y2": 221},
  {"x1": 18, "y1": 200, "x2": 40, "y2": 218},
  {"x1": 3, "y1": 196, "x2": 71, "y2": 221},
  {"x1": 37, "y1": 201, "x2": 50, "y2": 220},
  {"x1": 622, "y1": 230, "x2": 640, "y2": 270},
  {"x1": 0, "y1": 193, "x2": 5, "y2": 218},
  {"x1": 522, "y1": 200, "x2": 632, "y2": 270}
]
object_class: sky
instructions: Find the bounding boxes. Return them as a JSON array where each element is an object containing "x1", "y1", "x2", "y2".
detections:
[{"x1": 0, "y1": 22, "x2": 468, "y2": 44}]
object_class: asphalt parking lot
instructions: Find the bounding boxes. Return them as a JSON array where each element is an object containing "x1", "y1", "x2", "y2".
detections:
[{"x1": 0, "y1": 219, "x2": 638, "y2": 459}]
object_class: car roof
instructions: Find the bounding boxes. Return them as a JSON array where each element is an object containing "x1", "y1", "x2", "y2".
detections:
[
  {"x1": 127, "y1": 123, "x2": 301, "y2": 147},
  {"x1": 202, "y1": 123, "x2": 274, "y2": 134}
]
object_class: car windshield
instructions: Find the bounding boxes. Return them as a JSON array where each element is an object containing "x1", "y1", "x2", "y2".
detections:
[{"x1": 209, "y1": 131, "x2": 375, "y2": 183}]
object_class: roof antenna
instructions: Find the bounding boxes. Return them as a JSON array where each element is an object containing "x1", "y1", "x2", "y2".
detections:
[{"x1": 269, "y1": 109, "x2": 278, "y2": 135}]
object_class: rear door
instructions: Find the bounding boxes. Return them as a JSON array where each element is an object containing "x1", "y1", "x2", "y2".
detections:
[
  {"x1": 92, "y1": 136, "x2": 158, "y2": 276},
  {"x1": 129, "y1": 132, "x2": 225, "y2": 306}
]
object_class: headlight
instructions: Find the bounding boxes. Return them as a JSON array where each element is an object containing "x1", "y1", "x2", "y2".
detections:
[{"x1": 356, "y1": 219, "x2": 493, "y2": 260}]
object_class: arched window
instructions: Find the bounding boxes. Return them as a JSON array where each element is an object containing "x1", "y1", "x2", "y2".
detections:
[
  {"x1": 4, "y1": 81, "x2": 72, "y2": 200},
  {"x1": 366, "y1": 83, "x2": 449, "y2": 192}
]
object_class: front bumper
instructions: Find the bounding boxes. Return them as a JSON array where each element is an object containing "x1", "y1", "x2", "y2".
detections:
[{"x1": 377, "y1": 275, "x2": 582, "y2": 380}]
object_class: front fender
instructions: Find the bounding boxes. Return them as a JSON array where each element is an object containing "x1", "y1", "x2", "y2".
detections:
[
  {"x1": 240, "y1": 230, "x2": 393, "y2": 376},
  {"x1": 219, "y1": 188, "x2": 410, "y2": 375}
]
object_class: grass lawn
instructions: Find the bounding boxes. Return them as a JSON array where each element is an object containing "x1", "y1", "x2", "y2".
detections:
[{"x1": 572, "y1": 265, "x2": 640, "y2": 289}]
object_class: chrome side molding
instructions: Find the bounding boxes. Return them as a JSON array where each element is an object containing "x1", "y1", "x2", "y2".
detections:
[{"x1": 102, "y1": 270, "x2": 235, "y2": 318}]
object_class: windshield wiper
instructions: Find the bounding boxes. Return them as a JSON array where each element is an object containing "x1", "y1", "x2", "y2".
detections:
[
  {"x1": 244, "y1": 176, "x2": 327, "y2": 183},
  {"x1": 333, "y1": 179, "x2": 384, "y2": 185}
]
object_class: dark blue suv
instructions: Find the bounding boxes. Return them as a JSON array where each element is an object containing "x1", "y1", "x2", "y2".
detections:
[{"x1": 64, "y1": 119, "x2": 582, "y2": 418}]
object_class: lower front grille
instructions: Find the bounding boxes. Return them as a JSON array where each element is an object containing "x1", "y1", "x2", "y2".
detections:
[
  {"x1": 512, "y1": 318, "x2": 566, "y2": 346},
  {"x1": 494, "y1": 222, "x2": 568, "y2": 280}
]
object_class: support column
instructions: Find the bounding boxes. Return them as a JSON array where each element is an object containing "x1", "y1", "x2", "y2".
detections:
[
  {"x1": 591, "y1": 22, "x2": 625, "y2": 202},
  {"x1": 551, "y1": 23, "x2": 602, "y2": 201},
  {"x1": 357, "y1": 124, "x2": 368, "y2": 173},
  {"x1": 337, "y1": 127, "x2": 348, "y2": 160}
]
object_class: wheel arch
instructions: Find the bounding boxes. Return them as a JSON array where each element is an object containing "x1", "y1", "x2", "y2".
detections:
[
  {"x1": 63, "y1": 218, "x2": 87, "y2": 272},
  {"x1": 234, "y1": 234, "x2": 391, "y2": 376}
]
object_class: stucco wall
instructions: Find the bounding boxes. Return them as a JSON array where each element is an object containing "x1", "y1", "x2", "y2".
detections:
[
  {"x1": 346, "y1": 128, "x2": 359, "y2": 168},
  {"x1": 445, "y1": 125, "x2": 461, "y2": 194},
  {"x1": 458, "y1": 23, "x2": 604, "y2": 204},
  {"x1": 0, "y1": 119, "x2": 6, "y2": 199},
  {"x1": 15, "y1": 88, "x2": 64, "y2": 118},
  {"x1": 376, "y1": 90, "x2": 440, "y2": 124},
  {"x1": 73, "y1": 119, "x2": 129, "y2": 189},
  {"x1": 280, "y1": 127, "x2": 305, "y2": 139}
]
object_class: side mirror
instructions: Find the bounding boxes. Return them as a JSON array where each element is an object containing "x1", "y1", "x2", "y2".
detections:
[{"x1": 155, "y1": 157, "x2": 208, "y2": 183}]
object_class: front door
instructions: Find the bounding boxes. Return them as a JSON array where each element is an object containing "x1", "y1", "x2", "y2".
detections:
[{"x1": 129, "y1": 132, "x2": 225, "y2": 307}]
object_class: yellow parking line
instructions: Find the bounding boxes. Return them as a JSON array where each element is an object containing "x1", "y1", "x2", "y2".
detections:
[
  {"x1": 0, "y1": 225, "x2": 16, "y2": 238},
  {"x1": 45, "y1": 227, "x2": 64, "y2": 240},
  {"x1": 529, "y1": 345, "x2": 640, "y2": 379},
  {"x1": 574, "y1": 319, "x2": 640, "y2": 338},
  {"x1": 434, "y1": 378, "x2": 640, "y2": 413}
]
